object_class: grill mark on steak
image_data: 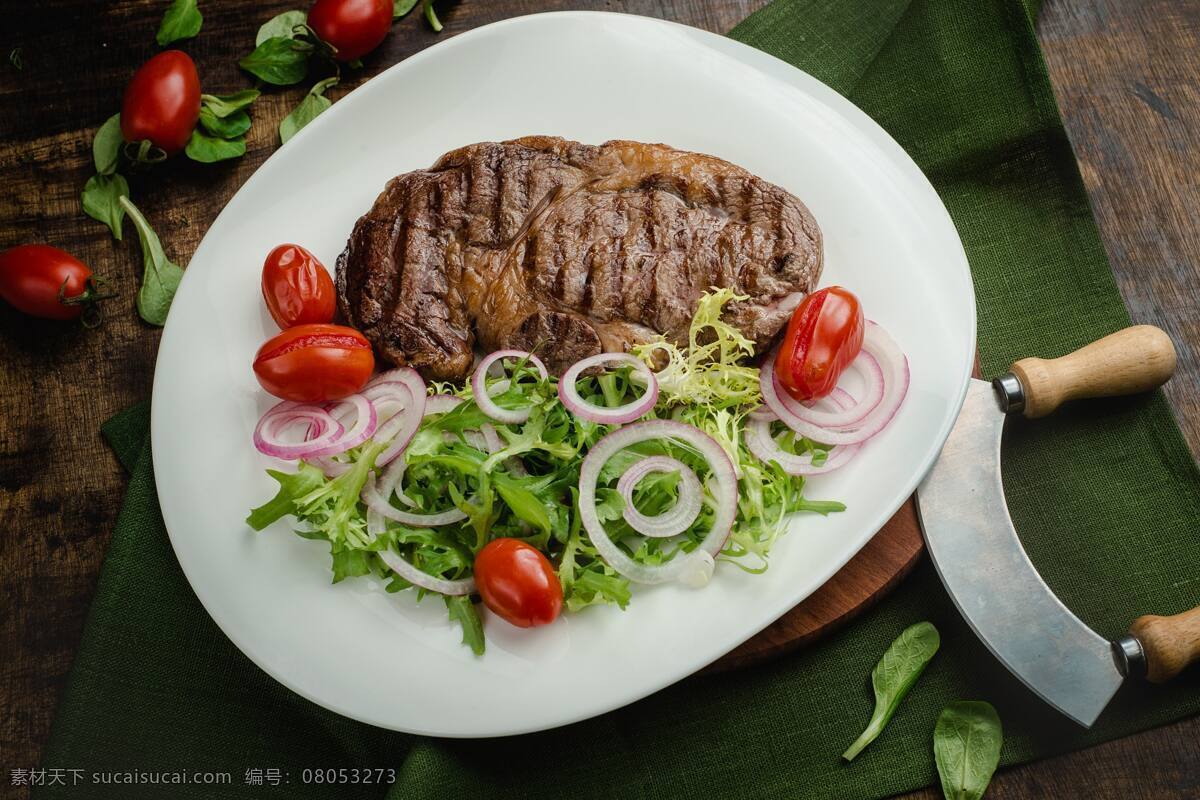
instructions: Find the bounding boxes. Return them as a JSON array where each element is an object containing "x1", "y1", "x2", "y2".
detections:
[{"x1": 337, "y1": 136, "x2": 822, "y2": 381}]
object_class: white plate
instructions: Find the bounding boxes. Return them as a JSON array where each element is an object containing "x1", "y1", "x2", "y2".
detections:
[{"x1": 152, "y1": 11, "x2": 974, "y2": 737}]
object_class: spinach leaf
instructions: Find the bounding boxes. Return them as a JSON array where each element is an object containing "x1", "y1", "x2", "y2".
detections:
[
  {"x1": 256, "y1": 9, "x2": 307, "y2": 46},
  {"x1": 81, "y1": 172, "x2": 129, "y2": 240},
  {"x1": 185, "y1": 128, "x2": 246, "y2": 162},
  {"x1": 119, "y1": 196, "x2": 184, "y2": 326},
  {"x1": 394, "y1": 0, "x2": 419, "y2": 17},
  {"x1": 156, "y1": 0, "x2": 202, "y2": 46},
  {"x1": 240, "y1": 36, "x2": 313, "y2": 85},
  {"x1": 444, "y1": 595, "x2": 485, "y2": 655},
  {"x1": 843, "y1": 621, "x2": 940, "y2": 760},
  {"x1": 200, "y1": 89, "x2": 260, "y2": 118},
  {"x1": 279, "y1": 77, "x2": 337, "y2": 144},
  {"x1": 92, "y1": 114, "x2": 123, "y2": 175},
  {"x1": 934, "y1": 701, "x2": 1003, "y2": 800},
  {"x1": 199, "y1": 107, "x2": 251, "y2": 139}
]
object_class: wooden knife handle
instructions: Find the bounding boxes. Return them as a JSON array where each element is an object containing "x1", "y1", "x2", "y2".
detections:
[
  {"x1": 1129, "y1": 606, "x2": 1200, "y2": 683},
  {"x1": 1010, "y1": 325, "x2": 1176, "y2": 418}
]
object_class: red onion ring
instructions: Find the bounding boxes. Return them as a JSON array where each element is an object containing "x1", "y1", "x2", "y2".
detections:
[
  {"x1": 304, "y1": 394, "x2": 377, "y2": 457},
  {"x1": 253, "y1": 396, "x2": 378, "y2": 461},
  {"x1": 366, "y1": 509, "x2": 476, "y2": 595},
  {"x1": 425, "y1": 394, "x2": 463, "y2": 415},
  {"x1": 745, "y1": 390, "x2": 863, "y2": 475},
  {"x1": 761, "y1": 350, "x2": 884, "y2": 430},
  {"x1": 253, "y1": 402, "x2": 344, "y2": 460},
  {"x1": 364, "y1": 368, "x2": 428, "y2": 465},
  {"x1": 559, "y1": 353, "x2": 660, "y2": 425},
  {"x1": 471, "y1": 350, "x2": 549, "y2": 425},
  {"x1": 578, "y1": 420, "x2": 736, "y2": 584},
  {"x1": 760, "y1": 321, "x2": 909, "y2": 446},
  {"x1": 616, "y1": 456, "x2": 703, "y2": 538},
  {"x1": 313, "y1": 456, "x2": 352, "y2": 477},
  {"x1": 362, "y1": 456, "x2": 469, "y2": 528}
]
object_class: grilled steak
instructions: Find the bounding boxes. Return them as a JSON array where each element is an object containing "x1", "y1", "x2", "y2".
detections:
[{"x1": 336, "y1": 136, "x2": 822, "y2": 381}]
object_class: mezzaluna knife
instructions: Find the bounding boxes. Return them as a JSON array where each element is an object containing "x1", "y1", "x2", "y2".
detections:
[{"x1": 916, "y1": 325, "x2": 1200, "y2": 727}]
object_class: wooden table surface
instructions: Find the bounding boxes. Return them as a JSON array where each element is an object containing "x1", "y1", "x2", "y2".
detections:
[{"x1": 1, "y1": 1, "x2": 1197, "y2": 797}]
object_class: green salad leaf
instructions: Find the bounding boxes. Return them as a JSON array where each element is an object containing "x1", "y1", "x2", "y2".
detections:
[
  {"x1": 934, "y1": 701, "x2": 1003, "y2": 800},
  {"x1": 280, "y1": 77, "x2": 337, "y2": 144},
  {"x1": 120, "y1": 196, "x2": 184, "y2": 326},
  {"x1": 843, "y1": 621, "x2": 941, "y2": 760},
  {"x1": 256, "y1": 10, "x2": 307, "y2": 45},
  {"x1": 156, "y1": 0, "x2": 203, "y2": 46},
  {"x1": 201, "y1": 89, "x2": 261, "y2": 118},
  {"x1": 240, "y1": 36, "x2": 313, "y2": 85},
  {"x1": 248, "y1": 289, "x2": 846, "y2": 654},
  {"x1": 81, "y1": 173, "x2": 129, "y2": 241},
  {"x1": 92, "y1": 114, "x2": 123, "y2": 176}
]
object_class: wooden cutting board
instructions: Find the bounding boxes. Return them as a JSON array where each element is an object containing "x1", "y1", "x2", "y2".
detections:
[
  {"x1": 710, "y1": 499, "x2": 925, "y2": 671},
  {"x1": 710, "y1": 359, "x2": 984, "y2": 671}
]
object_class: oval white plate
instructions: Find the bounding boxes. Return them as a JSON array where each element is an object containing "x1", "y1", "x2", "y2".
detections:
[{"x1": 152, "y1": 11, "x2": 974, "y2": 737}]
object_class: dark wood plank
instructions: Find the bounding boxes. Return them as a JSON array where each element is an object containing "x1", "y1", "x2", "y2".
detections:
[{"x1": 1, "y1": 1, "x2": 1197, "y2": 798}]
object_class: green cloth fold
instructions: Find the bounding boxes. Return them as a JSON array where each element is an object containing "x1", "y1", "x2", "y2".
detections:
[{"x1": 38, "y1": 1, "x2": 1200, "y2": 798}]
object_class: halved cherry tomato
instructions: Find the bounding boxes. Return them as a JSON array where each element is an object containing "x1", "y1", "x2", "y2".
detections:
[
  {"x1": 0, "y1": 244, "x2": 105, "y2": 321},
  {"x1": 261, "y1": 244, "x2": 336, "y2": 329},
  {"x1": 775, "y1": 286, "x2": 865, "y2": 402},
  {"x1": 474, "y1": 538, "x2": 563, "y2": 628},
  {"x1": 253, "y1": 323, "x2": 374, "y2": 402},
  {"x1": 121, "y1": 50, "x2": 201, "y2": 154},
  {"x1": 308, "y1": 0, "x2": 393, "y2": 62}
]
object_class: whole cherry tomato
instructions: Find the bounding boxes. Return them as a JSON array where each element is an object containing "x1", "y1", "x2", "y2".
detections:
[
  {"x1": 308, "y1": 0, "x2": 393, "y2": 62},
  {"x1": 253, "y1": 323, "x2": 375, "y2": 402},
  {"x1": 775, "y1": 286, "x2": 865, "y2": 402},
  {"x1": 474, "y1": 538, "x2": 563, "y2": 628},
  {"x1": 120, "y1": 50, "x2": 201, "y2": 154},
  {"x1": 0, "y1": 244, "x2": 106, "y2": 321},
  {"x1": 261, "y1": 244, "x2": 336, "y2": 329}
]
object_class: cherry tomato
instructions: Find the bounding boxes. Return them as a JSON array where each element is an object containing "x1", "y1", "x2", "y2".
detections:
[
  {"x1": 253, "y1": 323, "x2": 374, "y2": 402},
  {"x1": 308, "y1": 0, "x2": 393, "y2": 62},
  {"x1": 775, "y1": 286, "x2": 865, "y2": 402},
  {"x1": 120, "y1": 51, "x2": 201, "y2": 154},
  {"x1": 0, "y1": 244, "x2": 104, "y2": 321},
  {"x1": 474, "y1": 538, "x2": 563, "y2": 628},
  {"x1": 261, "y1": 244, "x2": 336, "y2": 329}
]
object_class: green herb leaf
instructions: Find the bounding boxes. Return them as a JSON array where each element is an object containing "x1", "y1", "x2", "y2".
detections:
[
  {"x1": 240, "y1": 36, "x2": 312, "y2": 85},
  {"x1": 9, "y1": 47, "x2": 23, "y2": 71},
  {"x1": 279, "y1": 77, "x2": 337, "y2": 144},
  {"x1": 330, "y1": 545, "x2": 372, "y2": 583},
  {"x1": 156, "y1": 0, "x2": 203, "y2": 46},
  {"x1": 394, "y1": 0, "x2": 419, "y2": 18},
  {"x1": 843, "y1": 621, "x2": 941, "y2": 761},
  {"x1": 200, "y1": 89, "x2": 260, "y2": 118},
  {"x1": 92, "y1": 114, "x2": 123, "y2": 176},
  {"x1": 256, "y1": 9, "x2": 307, "y2": 46},
  {"x1": 81, "y1": 173, "x2": 130, "y2": 241},
  {"x1": 423, "y1": 0, "x2": 443, "y2": 32},
  {"x1": 119, "y1": 196, "x2": 184, "y2": 326},
  {"x1": 199, "y1": 107, "x2": 251, "y2": 139},
  {"x1": 444, "y1": 595, "x2": 485, "y2": 656},
  {"x1": 246, "y1": 464, "x2": 327, "y2": 530},
  {"x1": 185, "y1": 128, "x2": 247, "y2": 162},
  {"x1": 934, "y1": 701, "x2": 1003, "y2": 800}
]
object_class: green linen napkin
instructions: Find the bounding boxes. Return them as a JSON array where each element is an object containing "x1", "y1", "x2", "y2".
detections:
[{"x1": 37, "y1": 0, "x2": 1200, "y2": 798}]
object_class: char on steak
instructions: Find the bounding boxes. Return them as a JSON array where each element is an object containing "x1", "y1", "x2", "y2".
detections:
[{"x1": 336, "y1": 136, "x2": 822, "y2": 381}]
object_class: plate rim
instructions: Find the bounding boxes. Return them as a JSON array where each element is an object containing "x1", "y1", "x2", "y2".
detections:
[{"x1": 151, "y1": 10, "x2": 975, "y2": 737}]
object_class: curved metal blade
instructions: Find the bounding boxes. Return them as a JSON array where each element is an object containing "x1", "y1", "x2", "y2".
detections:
[{"x1": 916, "y1": 379, "x2": 1122, "y2": 727}]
